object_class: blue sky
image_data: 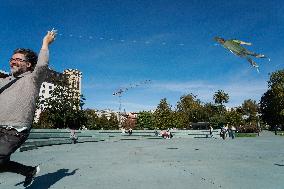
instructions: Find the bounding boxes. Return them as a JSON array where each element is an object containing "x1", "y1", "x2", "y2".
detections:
[{"x1": 0, "y1": 0, "x2": 283, "y2": 112}]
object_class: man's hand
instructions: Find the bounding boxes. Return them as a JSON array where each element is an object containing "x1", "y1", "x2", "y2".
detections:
[{"x1": 42, "y1": 28, "x2": 57, "y2": 50}]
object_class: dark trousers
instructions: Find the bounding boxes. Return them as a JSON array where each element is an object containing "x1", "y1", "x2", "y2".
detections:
[
  {"x1": 231, "y1": 131, "x2": 235, "y2": 139},
  {"x1": 0, "y1": 127, "x2": 33, "y2": 176}
]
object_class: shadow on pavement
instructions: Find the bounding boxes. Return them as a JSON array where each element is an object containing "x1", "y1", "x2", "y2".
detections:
[
  {"x1": 274, "y1": 163, "x2": 284, "y2": 167},
  {"x1": 15, "y1": 168, "x2": 79, "y2": 189}
]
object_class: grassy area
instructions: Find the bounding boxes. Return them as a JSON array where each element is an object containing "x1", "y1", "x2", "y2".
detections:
[{"x1": 236, "y1": 133, "x2": 257, "y2": 137}]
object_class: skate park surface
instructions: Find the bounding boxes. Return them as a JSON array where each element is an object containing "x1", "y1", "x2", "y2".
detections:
[{"x1": 1, "y1": 131, "x2": 283, "y2": 189}]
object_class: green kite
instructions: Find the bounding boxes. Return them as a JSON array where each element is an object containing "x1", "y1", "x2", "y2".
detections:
[{"x1": 214, "y1": 36, "x2": 269, "y2": 72}]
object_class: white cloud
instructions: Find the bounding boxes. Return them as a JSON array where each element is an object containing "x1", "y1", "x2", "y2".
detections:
[
  {"x1": 147, "y1": 79, "x2": 267, "y2": 106},
  {"x1": 83, "y1": 78, "x2": 269, "y2": 112},
  {"x1": 92, "y1": 100, "x2": 156, "y2": 112},
  {"x1": 120, "y1": 102, "x2": 156, "y2": 112},
  {"x1": 150, "y1": 81, "x2": 215, "y2": 93}
]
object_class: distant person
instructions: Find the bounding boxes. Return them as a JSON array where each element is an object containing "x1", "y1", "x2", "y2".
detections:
[
  {"x1": 228, "y1": 125, "x2": 232, "y2": 138},
  {"x1": 126, "y1": 128, "x2": 133, "y2": 135},
  {"x1": 209, "y1": 126, "x2": 213, "y2": 136},
  {"x1": 274, "y1": 125, "x2": 279, "y2": 135},
  {"x1": 70, "y1": 129, "x2": 78, "y2": 144},
  {"x1": 129, "y1": 128, "x2": 133, "y2": 135},
  {"x1": 231, "y1": 126, "x2": 236, "y2": 139},
  {"x1": 160, "y1": 130, "x2": 172, "y2": 139},
  {"x1": 224, "y1": 125, "x2": 229, "y2": 138},
  {"x1": 0, "y1": 29, "x2": 57, "y2": 187},
  {"x1": 121, "y1": 128, "x2": 126, "y2": 134},
  {"x1": 257, "y1": 122, "x2": 261, "y2": 136},
  {"x1": 81, "y1": 126, "x2": 87, "y2": 130},
  {"x1": 220, "y1": 126, "x2": 227, "y2": 140},
  {"x1": 160, "y1": 130, "x2": 167, "y2": 139},
  {"x1": 169, "y1": 130, "x2": 173, "y2": 138},
  {"x1": 154, "y1": 130, "x2": 159, "y2": 136}
]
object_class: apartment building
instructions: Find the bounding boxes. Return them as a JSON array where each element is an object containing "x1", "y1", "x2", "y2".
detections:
[{"x1": 35, "y1": 68, "x2": 82, "y2": 122}]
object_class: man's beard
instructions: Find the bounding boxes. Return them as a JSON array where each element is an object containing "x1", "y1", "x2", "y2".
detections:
[{"x1": 11, "y1": 66, "x2": 26, "y2": 76}]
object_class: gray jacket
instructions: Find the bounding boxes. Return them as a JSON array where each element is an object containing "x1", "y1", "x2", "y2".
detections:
[{"x1": 0, "y1": 49, "x2": 49, "y2": 131}]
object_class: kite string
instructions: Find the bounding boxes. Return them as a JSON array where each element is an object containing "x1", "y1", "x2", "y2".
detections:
[
  {"x1": 57, "y1": 33, "x2": 185, "y2": 46},
  {"x1": 113, "y1": 79, "x2": 151, "y2": 96}
]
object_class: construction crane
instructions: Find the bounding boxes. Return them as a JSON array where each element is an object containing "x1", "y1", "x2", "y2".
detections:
[{"x1": 113, "y1": 80, "x2": 151, "y2": 125}]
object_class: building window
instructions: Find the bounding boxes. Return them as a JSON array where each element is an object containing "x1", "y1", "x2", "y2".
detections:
[
  {"x1": 49, "y1": 86, "x2": 52, "y2": 89},
  {"x1": 42, "y1": 90, "x2": 45, "y2": 94}
]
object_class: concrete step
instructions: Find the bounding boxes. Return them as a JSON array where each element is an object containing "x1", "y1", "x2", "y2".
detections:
[
  {"x1": 28, "y1": 133, "x2": 92, "y2": 139},
  {"x1": 21, "y1": 137, "x2": 101, "y2": 152}
]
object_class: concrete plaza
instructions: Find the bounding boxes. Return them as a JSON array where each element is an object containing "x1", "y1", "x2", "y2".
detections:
[{"x1": 1, "y1": 131, "x2": 283, "y2": 189}]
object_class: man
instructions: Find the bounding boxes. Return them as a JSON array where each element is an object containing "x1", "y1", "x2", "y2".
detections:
[
  {"x1": 0, "y1": 29, "x2": 57, "y2": 187},
  {"x1": 209, "y1": 126, "x2": 213, "y2": 136},
  {"x1": 231, "y1": 126, "x2": 236, "y2": 139},
  {"x1": 214, "y1": 36, "x2": 268, "y2": 72}
]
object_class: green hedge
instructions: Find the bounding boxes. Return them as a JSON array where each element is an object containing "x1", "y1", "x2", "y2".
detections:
[
  {"x1": 277, "y1": 132, "x2": 284, "y2": 136},
  {"x1": 236, "y1": 133, "x2": 257, "y2": 137}
]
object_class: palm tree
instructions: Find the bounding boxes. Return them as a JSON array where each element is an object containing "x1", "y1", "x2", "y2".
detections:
[
  {"x1": 213, "y1": 90, "x2": 230, "y2": 127},
  {"x1": 213, "y1": 90, "x2": 229, "y2": 106}
]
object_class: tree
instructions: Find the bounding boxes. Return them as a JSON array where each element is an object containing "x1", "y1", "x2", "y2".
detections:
[
  {"x1": 209, "y1": 114, "x2": 227, "y2": 128},
  {"x1": 153, "y1": 98, "x2": 173, "y2": 130},
  {"x1": 37, "y1": 75, "x2": 86, "y2": 129},
  {"x1": 84, "y1": 109, "x2": 100, "y2": 130},
  {"x1": 171, "y1": 111, "x2": 184, "y2": 129},
  {"x1": 260, "y1": 69, "x2": 284, "y2": 130},
  {"x1": 241, "y1": 99, "x2": 259, "y2": 124},
  {"x1": 203, "y1": 102, "x2": 224, "y2": 128},
  {"x1": 136, "y1": 111, "x2": 154, "y2": 129},
  {"x1": 175, "y1": 94, "x2": 205, "y2": 128},
  {"x1": 203, "y1": 103, "x2": 219, "y2": 122},
  {"x1": 225, "y1": 108, "x2": 244, "y2": 128},
  {"x1": 211, "y1": 90, "x2": 229, "y2": 127},
  {"x1": 213, "y1": 90, "x2": 229, "y2": 107},
  {"x1": 122, "y1": 117, "x2": 136, "y2": 129},
  {"x1": 98, "y1": 114, "x2": 109, "y2": 129},
  {"x1": 108, "y1": 113, "x2": 119, "y2": 129},
  {"x1": 33, "y1": 110, "x2": 53, "y2": 129}
]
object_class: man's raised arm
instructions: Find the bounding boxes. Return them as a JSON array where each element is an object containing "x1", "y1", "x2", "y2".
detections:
[
  {"x1": 41, "y1": 28, "x2": 57, "y2": 50},
  {"x1": 33, "y1": 29, "x2": 57, "y2": 81}
]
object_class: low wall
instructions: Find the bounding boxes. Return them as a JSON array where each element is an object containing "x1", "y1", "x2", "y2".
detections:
[{"x1": 29, "y1": 129, "x2": 221, "y2": 139}]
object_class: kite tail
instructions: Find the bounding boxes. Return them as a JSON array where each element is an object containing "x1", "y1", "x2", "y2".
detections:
[
  {"x1": 256, "y1": 67, "x2": 260, "y2": 73},
  {"x1": 255, "y1": 54, "x2": 266, "y2": 58},
  {"x1": 247, "y1": 57, "x2": 259, "y2": 68},
  {"x1": 256, "y1": 54, "x2": 271, "y2": 62}
]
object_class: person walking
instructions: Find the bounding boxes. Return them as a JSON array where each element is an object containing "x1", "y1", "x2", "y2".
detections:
[{"x1": 231, "y1": 126, "x2": 236, "y2": 139}]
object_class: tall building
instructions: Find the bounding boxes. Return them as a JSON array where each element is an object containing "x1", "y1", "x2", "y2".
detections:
[
  {"x1": 34, "y1": 68, "x2": 82, "y2": 122},
  {"x1": 38, "y1": 69, "x2": 64, "y2": 100},
  {"x1": 63, "y1": 69, "x2": 82, "y2": 98}
]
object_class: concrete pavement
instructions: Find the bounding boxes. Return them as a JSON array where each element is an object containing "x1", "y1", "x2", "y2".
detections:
[{"x1": 1, "y1": 131, "x2": 283, "y2": 189}]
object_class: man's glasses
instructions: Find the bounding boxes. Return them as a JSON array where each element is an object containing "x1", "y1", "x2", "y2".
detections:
[{"x1": 9, "y1": 58, "x2": 28, "y2": 63}]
